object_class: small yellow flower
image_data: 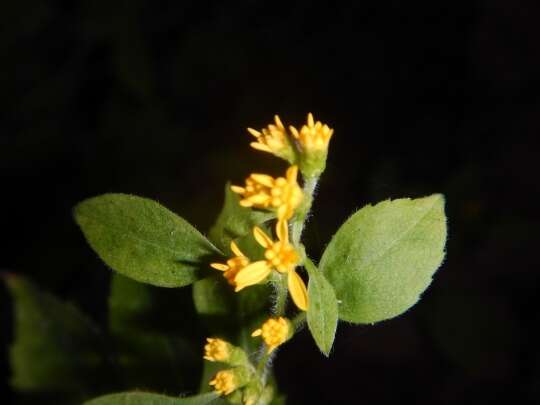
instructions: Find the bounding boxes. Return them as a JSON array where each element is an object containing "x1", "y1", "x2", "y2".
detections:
[
  {"x1": 203, "y1": 338, "x2": 231, "y2": 362},
  {"x1": 231, "y1": 166, "x2": 303, "y2": 221},
  {"x1": 252, "y1": 317, "x2": 291, "y2": 353},
  {"x1": 210, "y1": 241, "x2": 250, "y2": 287},
  {"x1": 234, "y1": 221, "x2": 308, "y2": 311},
  {"x1": 289, "y1": 113, "x2": 333, "y2": 152},
  {"x1": 209, "y1": 370, "x2": 237, "y2": 395},
  {"x1": 247, "y1": 115, "x2": 295, "y2": 162}
]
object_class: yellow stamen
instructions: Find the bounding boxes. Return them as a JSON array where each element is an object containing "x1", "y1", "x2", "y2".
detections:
[
  {"x1": 231, "y1": 166, "x2": 303, "y2": 221},
  {"x1": 203, "y1": 338, "x2": 231, "y2": 362},
  {"x1": 251, "y1": 317, "x2": 291, "y2": 353}
]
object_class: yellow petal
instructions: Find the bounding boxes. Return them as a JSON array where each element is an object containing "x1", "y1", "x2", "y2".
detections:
[
  {"x1": 289, "y1": 125, "x2": 300, "y2": 139},
  {"x1": 277, "y1": 204, "x2": 291, "y2": 221},
  {"x1": 274, "y1": 114, "x2": 285, "y2": 130},
  {"x1": 250, "y1": 174, "x2": 275, "y2": 187},
  {"x1": 247, "y1": 127, "x2": 261, "y2": 138},
  {"x1": 234, "y1": 261, "x2": 271, "y2": 292},
  {"x1": 286, "y1": 165, "x2": 298, "y2": 184},
  {"x1": 288, "y1": 270, "x2": 308, "y2": 311},
  {"x1": 253, "y1": 226, "x2": 273, "y2": 248},
  {"x1": 275, "y1": 219, "x2": 289, "y2": 244},
  {"x1": 230, "y1": 185, "x2": 245, "y2": 194},
  {"x1": 251, "y1": 328, "x2": 262, "y2": 337},
  {"x1": 250, "y1": 142, "x2": 271, "y2": 152},
  {"x1": 210, "y1": 263, "x2": 229, "y2": 271},
  {"x1": 230, "y1": 241, "x2": 244, "y2": 257},
  {"x1": 307, "y1": 112, "x2": 314, "y2": 127},
  {"x1": 246, "y1": 193, "x2": 271, "y2": 205}
]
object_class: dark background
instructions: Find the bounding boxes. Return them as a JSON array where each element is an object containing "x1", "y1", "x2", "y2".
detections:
[{"x1": 1, "y1": 0, "x2": 538, "y2": 403}]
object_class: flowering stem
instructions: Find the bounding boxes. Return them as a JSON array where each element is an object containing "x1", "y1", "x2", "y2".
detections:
[
  {"x1": 273, "y1": 273, "x2": 288, "y2": 316},
  {"x1": 291, "y1": 175, "x2": 319, "y2": 246}
]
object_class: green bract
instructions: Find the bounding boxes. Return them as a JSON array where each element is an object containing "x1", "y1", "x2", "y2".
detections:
[
  {"x1": 74, "y1": 193, "x2": 221, "y2": 287},
  {"x1": 320, "y1": 194, "x2": 447, "y2": 324}
]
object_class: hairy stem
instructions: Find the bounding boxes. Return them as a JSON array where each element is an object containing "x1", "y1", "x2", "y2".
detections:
[
  {"x1": 291, "y1": 175, "x2": 319, "y2": 246},
  {"x1": 273, "y1": 273, "x2": 288, "y2": 316}
]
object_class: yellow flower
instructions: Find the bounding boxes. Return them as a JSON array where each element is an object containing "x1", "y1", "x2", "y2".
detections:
[
  {"x1": 210, "y1": 241, "x2": 250, "y2": 287},
  {"x1": 233, "y1": 221, "x2": 308, "y2": 311},
  {"x1": 251, "y1": 317, "x2": 291, "y2": 353},
  {"x1": 209, "y1": 370, "x2": 237, "y2": 395},
  {"x1": 203, "y1": 338, "x2": 231, "y2": 362},
  {"x1": 289, "y1": 113, "x2": 333, "y2": 152},
  {"x1": 231, "y1": 165, "x2": 303, "y2": 221},
  {"x1": 209, "y1": 367, "x2": 251, "y2": 396},
  {"x1": 247, "y1": 115, "x2": 295, "y2": 162}
]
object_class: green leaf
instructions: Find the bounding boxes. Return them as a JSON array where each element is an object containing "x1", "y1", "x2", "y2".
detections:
[
  {"x1": 208, "y1": 184, "x2": 273, "y2": 252},
  {"x1": 305, "y1": 260, "x2": 338, "y2": 356},
  {"x1": 84, "y1": 391, "x2": 220, "y2": 405},
  {"x1": 74, "y1": 193, "x2": 221, "y2": 287},
  {"x1": 320, "y1": 194, "x2": 447, "y2": 324},
  {"x1": 4, "y1": 274, "x2": 109, "y2": 394}
]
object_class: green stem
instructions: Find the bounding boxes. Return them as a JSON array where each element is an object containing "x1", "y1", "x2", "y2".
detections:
[
  {"x1": 273, "y1": 273, "x2": 288, "y2": 316},
  {"x1": 257, "y1": 176, "x2": 321, "y2": 384},
  {"x1": 291, "y1": 175, "x2": 319, "y2": 246}
]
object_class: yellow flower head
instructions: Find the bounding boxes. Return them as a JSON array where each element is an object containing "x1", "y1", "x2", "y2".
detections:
[
  {"x1": 210, "y1": 241, "x2": 249, "y2": 287},
  {"x1": 289, "y1": 113, "x2": 333, "y2": 152},
  {"x1": 203, "y1": 338, "x2": 231, "y2": 362},
  {"x1": 231, "y1": 165, "x2": 303, "y2": 221},
  {"x1": 233, "y1": 221, "x2": 308, "y2": 311},
  {"x1": 251, "y1": 316, "x2": 292, "y2": 353},
  {"x1": 248, "y1": 115, "x2": 295, "y2": 162},
  {"x1": 209, "y1": 369, "x2": 237, "y2": 395}
]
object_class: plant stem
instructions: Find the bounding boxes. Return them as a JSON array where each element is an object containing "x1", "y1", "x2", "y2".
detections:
[
  {"x1": 258, "y1": 175, "x2": 320, "y2": 383},
  {"x1": 273, "y1": 273, "x2": 288, "y2": 316},
  {"x1": 291, "y1": 175, "x2": 319, "y2": 246}
]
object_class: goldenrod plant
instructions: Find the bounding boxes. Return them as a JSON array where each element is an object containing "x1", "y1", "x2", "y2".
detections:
[{"x1": 4, "y1": 113, "x2": 447, "y2": 405}]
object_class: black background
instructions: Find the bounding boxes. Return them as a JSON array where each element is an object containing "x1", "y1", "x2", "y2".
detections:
[{"x1": 1, "y1": 1, "x2": 538, "y2": 404}]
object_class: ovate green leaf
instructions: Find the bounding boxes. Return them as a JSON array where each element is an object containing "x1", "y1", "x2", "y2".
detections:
[
  {"x1": 305, "y1": 261, "x2": 338, "y2": 356},
  {"x1": 320, "y1": 194, "x2": 447, "y2": 324},
  {"x1": 84, "y1": 391, "x2": 219, "y2": 405},
  {"x1": 74, "y1": 193, "x2": 221, "y2": 287}
]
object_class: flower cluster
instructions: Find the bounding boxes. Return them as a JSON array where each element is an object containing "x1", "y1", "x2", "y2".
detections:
[{"x1": 205, "y1": 113, "x2": 334, "y2": 401}]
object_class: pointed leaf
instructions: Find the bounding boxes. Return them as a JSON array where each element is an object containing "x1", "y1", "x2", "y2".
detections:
[
  {"x1": 305, "y1": 261, "x2": 338, "y2": 356},
  {"x1": 320, "y1": 194, "x2": 447, "y2": 324},
  {"x1": 74, "y1": 193, "x2": 221, "y2": 287}
]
